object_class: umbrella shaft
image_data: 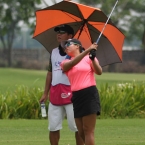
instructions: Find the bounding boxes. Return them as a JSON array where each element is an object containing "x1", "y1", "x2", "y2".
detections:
[{"x1": 96, "y1": 0, "x2": 119, "y2": 44}]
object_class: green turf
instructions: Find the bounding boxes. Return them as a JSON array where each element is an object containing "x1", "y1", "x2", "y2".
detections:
[
  {"x1": 97, "y1": 72, "x2": 145, "y2": 86},
  {"x1": 0, "y1": 68, "x2": 145, "y2": 93},
  {"x1": 1, "y1": 69, "x2": 145, "y2": 144},
  {"x1": 0, "y1": 119, "x2": 145, "y2": 145},
  {"x1": 0, "y1": 68, "x2": 47, "y2": 93}
]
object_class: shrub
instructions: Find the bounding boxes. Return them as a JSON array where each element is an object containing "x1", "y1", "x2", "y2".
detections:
[
  {"x1": 0, "y1": 85, "x2": 48, "y2": 119},
  {"x1": 0, "y1": 82, "x2": 145, "y2": 119},
  {"x1": 99, "y1": 81, "x2": 145, "y2": 118}
]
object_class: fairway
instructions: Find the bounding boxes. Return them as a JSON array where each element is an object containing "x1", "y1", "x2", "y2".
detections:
[
  {"x1": 0, "y1": 69, "x2": 145, "y2": 145},
  {"x1": 0, "y1": 68, "x2": 47, "y2": 93},
  {"x1": 0, "y1": 119, "x2": 145, "y2": 145},
  {"x1": 0, "y1": 68, "x2": 145, "y2": 93},
  {"x1": 97, "y1": 72, "x2": 145, "y2": 86}
]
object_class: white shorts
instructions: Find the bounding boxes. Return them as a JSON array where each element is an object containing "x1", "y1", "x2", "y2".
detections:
[{"x1": 48, "y1": 103, "x2": 78, "y2": 132}]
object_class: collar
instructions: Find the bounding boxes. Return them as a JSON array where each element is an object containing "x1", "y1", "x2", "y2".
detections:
[{"x1": 58, "y1": 45, "x2": 66, "y2": 56}]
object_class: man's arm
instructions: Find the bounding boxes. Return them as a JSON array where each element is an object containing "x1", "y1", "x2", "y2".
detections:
[
  {"x1": 40, "y1": 56, "x2": 52, "y2": 103},
  {"x1": 39, "y1": 71, "x2": 52, "y2": 103}
]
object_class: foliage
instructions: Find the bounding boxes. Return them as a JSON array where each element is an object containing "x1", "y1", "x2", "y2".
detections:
[
  {"x1": 143, "y1": 27, "x2": 145, "y2": 47},
  {"x1": 99, "y1": 81, "x2": 145, "y2": 118},
  {"x1": 79, "y1": 0, "x2": 145, "y2": 46},
  {"x1": 0, "y1": 82, "x2": 145, "y2": 119},
  {"x1": 0, "y1": 0, "x2": 42, "y2": 66},
  {"x1": 0, "y1": 85, "x2": 47, "y2": 119}
]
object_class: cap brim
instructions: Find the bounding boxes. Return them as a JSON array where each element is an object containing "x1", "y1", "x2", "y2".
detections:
[{"x1": 54, "y1": 27, "x2": 60, "y2": 32}]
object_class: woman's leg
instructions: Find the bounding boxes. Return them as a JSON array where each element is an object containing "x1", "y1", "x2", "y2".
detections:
[
  {"x1": 75, "y1": 118, "x2": 85, "y2": 143},
  {"x1": 82, "y1": 114, "x2": 97, "y2": 145},
  {"x1": 65, "y1": 104, "x2": 84, "y2": 145}
]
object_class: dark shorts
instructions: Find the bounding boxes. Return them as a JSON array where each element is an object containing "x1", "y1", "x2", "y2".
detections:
[{"x1": 72, "y1": 86, "x2": 101, "y2": 118}]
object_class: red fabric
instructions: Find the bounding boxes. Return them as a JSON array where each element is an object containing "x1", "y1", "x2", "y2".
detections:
[{"x1": 49, "y1": 84, "x2": 72, "y2": 105}]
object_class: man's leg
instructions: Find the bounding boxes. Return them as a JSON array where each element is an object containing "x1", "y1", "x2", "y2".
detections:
[
  {"x1": 48, "y1": 103, "x2": 64, "y2": 145},
  {"x1": 49, "y1": 130, "x2": 60, "y2": 145},
  {"x1": 65, "y1": 104, "x2": 84, "y2": 145}
]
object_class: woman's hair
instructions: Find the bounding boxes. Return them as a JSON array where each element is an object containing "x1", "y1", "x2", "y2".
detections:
[{"x1": 79, "y1": 46, "x2": 85, "y2": 53}]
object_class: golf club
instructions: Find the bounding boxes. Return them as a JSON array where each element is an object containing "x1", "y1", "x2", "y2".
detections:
[
  {"x1": 89, "y1": 0, "x2": 119, "y2": 59},
  {"x1": 96, "y1": 0, "x2": 119, "y2": 44}
]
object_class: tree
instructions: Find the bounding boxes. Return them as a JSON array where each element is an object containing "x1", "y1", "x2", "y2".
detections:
[
  {"x1": 143, "y1": 27, "x2": 145, "y2": 47},
  {"x1": 0, "y1": 0, "x2": 41, "y2": 67},
  {"x1": 79, "y1": 0, "x2": 145, "y2": 47}
]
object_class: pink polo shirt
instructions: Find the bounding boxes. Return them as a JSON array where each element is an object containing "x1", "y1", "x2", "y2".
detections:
[{"x1": 61, "y1": 56, "x2": 98, "y2": 91}]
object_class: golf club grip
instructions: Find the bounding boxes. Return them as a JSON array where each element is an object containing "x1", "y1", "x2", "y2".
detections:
[{"x1": 89, "y1": 49, "x2": 96, "y2": 58}]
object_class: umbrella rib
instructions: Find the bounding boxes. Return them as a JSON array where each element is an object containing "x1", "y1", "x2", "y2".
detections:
[
  {"x1": 60, "y1": 10, "x2": 89, "y2": 40},
  {"x1": 77, "y1": 19, "x2": 87, "y2": 39},
  {"x1": 61, "y1": 10, "x2": 82, "y2": 23}
]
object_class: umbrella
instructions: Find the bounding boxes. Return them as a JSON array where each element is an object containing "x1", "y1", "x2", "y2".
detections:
[{"x1": 33, "y1": 0, "x2": 125, "y2": 66}]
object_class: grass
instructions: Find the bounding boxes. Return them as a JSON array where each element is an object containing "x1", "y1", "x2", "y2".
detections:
[
  {"x1": 0, "y1": 68, "x2": 46, "y2": 93},
  {"x1": 0, "y1": 68, "x2": 145, "y2": 93},
  {"x1": 0, "y1": 68, "x2": 145, "y2": 144},
  {"x1": 97, "y1": 72, "x2": 145, "y2": 86},
  {"x1": 0, "y1": 119, "x2": 145, "y2": 145}
]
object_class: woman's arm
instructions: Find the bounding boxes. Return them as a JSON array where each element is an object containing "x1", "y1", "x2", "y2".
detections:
[
  {"x1": 91, "y1": 59, "x2": 102, "y2": 75},
  {"x1": 62, "y1": 43, "x2": 97, "y2": 72}
]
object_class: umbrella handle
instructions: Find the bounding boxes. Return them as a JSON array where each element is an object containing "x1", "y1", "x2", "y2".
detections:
[{"x1": 96, "y1": 0, "x2": 119, "y2": 44}]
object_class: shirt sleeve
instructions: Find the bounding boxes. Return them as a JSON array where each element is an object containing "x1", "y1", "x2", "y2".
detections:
[
  {"x1": 48, "y1": 55, "x2": 52, "y2": 72},
  {"x1": 60, "y1": 59, "x2": 70, "y2": 70}
]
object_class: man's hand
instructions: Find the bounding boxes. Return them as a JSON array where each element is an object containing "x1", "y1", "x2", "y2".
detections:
[{"x1": 39, "y1": 94, "x2": 48, "y2": 103}]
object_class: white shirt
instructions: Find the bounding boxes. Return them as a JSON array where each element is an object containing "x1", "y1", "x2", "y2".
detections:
[{"x1": 51, "y1": 47, "x2": 70, "y2": 86}]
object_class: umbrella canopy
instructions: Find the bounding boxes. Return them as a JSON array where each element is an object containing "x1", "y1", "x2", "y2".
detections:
[{"x1": 33, "y1": 0, "x2": 125, "y2": 66}]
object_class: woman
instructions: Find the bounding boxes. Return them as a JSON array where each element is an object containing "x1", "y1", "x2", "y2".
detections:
[{"x1": 61, "y1": 38, "x2": 102, "y2": 145}]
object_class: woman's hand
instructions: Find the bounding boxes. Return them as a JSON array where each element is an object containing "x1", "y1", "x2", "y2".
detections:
[
  {"x1": 88, "y1": 42, "x2": 98, "y2": 51},
  {"x1": 84, "y1": 42, "x2": 98, "y2": 54},
  {"x1": 88, "y1": 43, "x2": 98, "y2": 60}
]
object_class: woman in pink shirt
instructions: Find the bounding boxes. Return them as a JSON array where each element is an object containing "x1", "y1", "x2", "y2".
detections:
[{"x1": 61, "y1": 39, "x2": 102, "y2": 145}]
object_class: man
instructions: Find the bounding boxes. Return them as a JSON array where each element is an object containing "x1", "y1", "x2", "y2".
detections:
[{"x1": 40, "y1": 24, "x2": 84, "y2": 145}]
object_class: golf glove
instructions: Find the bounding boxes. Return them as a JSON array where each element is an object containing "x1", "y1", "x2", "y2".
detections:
[{"x1": 89, "y1": 49, "x2": 96, "y2": 60}]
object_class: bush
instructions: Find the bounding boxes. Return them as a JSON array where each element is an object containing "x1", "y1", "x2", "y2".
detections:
[
  {"x1": 0, "y1": 85, "x2": 48, "y2": 119},
  {"x1": 99, "y1": 81, "x2": 145, "y2": 118},
  {"x1": 0, "y1": 82, "x2": 145, "y2": 119}
]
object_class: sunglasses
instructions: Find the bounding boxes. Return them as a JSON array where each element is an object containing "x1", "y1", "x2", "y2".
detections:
[
  {"x1": 65, "y1": 42, "x2": 78, "y2": 48},
  {"x1": 56, "y1": 30, "x2": 67, "y2": 34}
]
